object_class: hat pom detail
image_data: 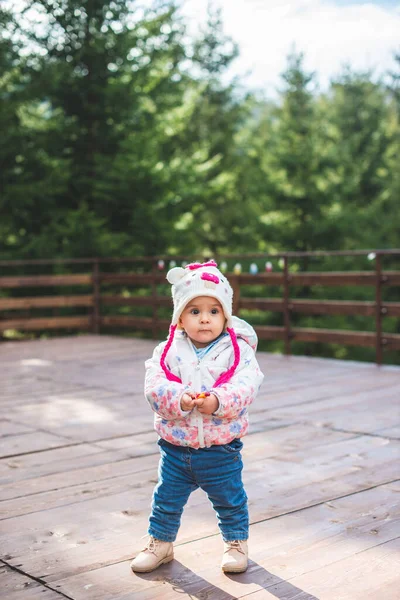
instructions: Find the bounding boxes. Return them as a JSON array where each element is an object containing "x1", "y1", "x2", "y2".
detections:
[{"x1": 167, "y1": 266, "x2": 185, "y2": 284}]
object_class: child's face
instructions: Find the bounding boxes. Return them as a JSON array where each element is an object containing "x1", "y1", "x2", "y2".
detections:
[{"x1": 179, "y1": 296, "x2": 226, "y2": 348}]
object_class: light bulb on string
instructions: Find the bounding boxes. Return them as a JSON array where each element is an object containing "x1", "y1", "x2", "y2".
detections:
[
  {"x1": 250, "y1": 263, "x2": 258, "y2": 274},
  {"x1": 265, "y1": 261, "x2": 273, "y2": 272}
]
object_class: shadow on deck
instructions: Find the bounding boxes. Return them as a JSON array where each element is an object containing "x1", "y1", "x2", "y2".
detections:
[{"x1": 0, "y1": 335, "x2": 399, "y2": 599}]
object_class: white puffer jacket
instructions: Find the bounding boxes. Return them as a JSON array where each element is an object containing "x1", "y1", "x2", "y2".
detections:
[{"x1": 144, "y1": 317, "x2": 264, "y2": 449}]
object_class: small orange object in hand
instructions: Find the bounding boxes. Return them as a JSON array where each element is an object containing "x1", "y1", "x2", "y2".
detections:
[{"x1": 196, "y1": 392, "x2": 210, "y2": 399}]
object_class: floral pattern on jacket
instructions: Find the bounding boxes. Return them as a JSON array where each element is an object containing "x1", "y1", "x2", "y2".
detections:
[{"x1": 144, "y1": 316, "x2": 264, "y2": 449}]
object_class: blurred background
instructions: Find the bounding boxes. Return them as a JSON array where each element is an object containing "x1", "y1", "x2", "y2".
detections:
[{"x1": 1, "y1": 0, "x2": 399, "y2": 363}]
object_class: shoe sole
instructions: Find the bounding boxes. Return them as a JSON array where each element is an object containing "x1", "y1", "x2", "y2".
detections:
[
  {"x1": 222, "y1": 565, "x2": 248, "y2": 573},
  {"x1": 130, "y1": 553, "x2": 174, "y2": 573}
]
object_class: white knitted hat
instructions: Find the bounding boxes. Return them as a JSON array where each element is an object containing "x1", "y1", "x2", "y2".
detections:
[
  {"x1": 160, "y1": 260, "x2": 240, "y2": 388},
  {"x1": 166, "y1": 260, "x2": 233, "y2": 327}
]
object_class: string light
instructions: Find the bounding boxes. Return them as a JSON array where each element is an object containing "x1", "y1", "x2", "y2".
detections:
[
  {"x1": 250, "y1": 263, "x2": 258, "y2": 274},
  {"x1": 265, "y1": 261, "x2": 273, "y2": 272}
]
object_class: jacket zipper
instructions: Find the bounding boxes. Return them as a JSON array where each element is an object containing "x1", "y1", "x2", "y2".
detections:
[{"x1": 191, "y1": 344, "x2": 205, "y2": 448}]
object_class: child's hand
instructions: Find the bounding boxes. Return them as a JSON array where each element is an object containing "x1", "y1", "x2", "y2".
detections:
[
  {"x1": 194, "y1": 393, "x2": 219, "y2": 415},
  {"x1": 181, "y1": 392, "x2": 196, "y2": 411}
]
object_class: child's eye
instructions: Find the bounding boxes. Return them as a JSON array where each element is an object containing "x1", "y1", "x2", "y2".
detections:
[
  {"x1": 190, "y1": 309, "x2": 199, "y2": 315},
  {"x1": 211, "y1": 308, "x2": 219, "y2": 314}
]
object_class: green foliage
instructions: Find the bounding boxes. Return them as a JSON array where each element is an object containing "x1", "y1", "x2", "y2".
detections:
[
  {"x1": 1, "y1": 2, "x2": 399, "y2": 362},
  {"x1": 256, "y1": 52, "x2": 338, "y2": 254}
]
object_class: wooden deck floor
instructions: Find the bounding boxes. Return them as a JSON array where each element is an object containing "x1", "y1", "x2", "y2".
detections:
[{"x1": 0, "y1": 335, "x2": 399, "y2": 600}]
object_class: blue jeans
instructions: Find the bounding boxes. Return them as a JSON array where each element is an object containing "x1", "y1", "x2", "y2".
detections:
[{"x1": 148, "y1": 438, "x2": 248, "y2": 542}]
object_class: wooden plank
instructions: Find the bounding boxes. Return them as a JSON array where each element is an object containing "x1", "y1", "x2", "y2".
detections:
[
  {"x1": 238, "y1": 270, "x2": 400, "y2": 286},
  {"x1": 101, "y1": 295, "x2": 171, "y2": 308},
  {"x1": 242, "y1": 298, "x2": 376, "y2": 316},
  {"x1": 0, "y1": 317, "x2": 91, "y2": 332},
  {"x1": 0, "y1": 453, "x2": 159, "y2": 519},
  {"x1": 100, "y1": 316, "x2": 170, "y2": 329},
  {"x1": 0, "y1": 336, "x2": 399, "y2": 600},
  {"x1": 241, "y1": 298, "x2": 400, "y2": 317},
  {"x1": 251, "y1": 370, "x2": 400, "y2": 413},
  {"x1": 0, "y1": 436, "x2": 158, "y2": 503},
  {"x1": 267, "y1": 383, "x2": 400, "y2": 435},
  {"x1": 292, "y1": 327, "x2": 376, "y2": 347},
  {"x1": 255, "y1": 326, "x2": 400, "y2": 349},
  {"x1": 0, "y1": 563, "x2": 61, "y2": 600},
  {"x1": 0, "y1": 431, "x2": 78, "y2": 460},
  {"x1": 239, "y1": 272, "x2": 375, "y2": 286},
  {"x1": 43, "y1": 483, "x2": 400, "y2": 599},
  {"x1": 254, "y1": 326, "x2": 285, "y2": 341},
  {"x1": 0, "y1": 420, "x2": 34, "y2": 437},
  {"x1": 0, "y1": 444, "x2": 129, "y2": 486},
  {"x1": 100, "y1": 273, "x2": 161, "y2": 285},
  {"x1": 0, "y1": 295, "x2": 93, "y2": 310},
  {"x1": 246, "y1": 537, "x2": 400, "y2": 600},
  {"x1": 0, "y1": 425, "x2": 353, "y2": 509},
  {"x1": 0, "y1": 274, "x2": 92, "y2": 288},
  {"x1": 1, "y1": 432, "x2": 398, "y2": 581},
  {"x1": 0, "y1": 334, "x2": 154, "y2": 364}
]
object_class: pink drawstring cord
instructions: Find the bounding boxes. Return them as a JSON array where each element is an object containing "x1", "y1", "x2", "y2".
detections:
[
  {"x1": 213, "y1": 327, "x2": 240, "y2": 387},
  {"x1": 160, "y1": 325, "x2": 182, "y2": 383}
]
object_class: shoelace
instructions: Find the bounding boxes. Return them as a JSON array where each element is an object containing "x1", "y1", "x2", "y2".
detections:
[
  {"x1": 146, "y1": 537, "x2": 158, "y2": 553},
  {"x1": 140, "y1": 534, "x2": 159, "y2": 554},
  {"x1": 225, "y1": 540, "x2": 244, "y2": 554}
]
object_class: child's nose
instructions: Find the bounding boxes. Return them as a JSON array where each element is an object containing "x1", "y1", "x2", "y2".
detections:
[{"x1": 200, "y1": 312, "x2": 210, "y2": 322}]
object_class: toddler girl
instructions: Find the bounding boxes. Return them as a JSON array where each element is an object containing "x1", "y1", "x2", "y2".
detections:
[{"x1": 130, "y1": 260, "x2": 264, "y2": 574}]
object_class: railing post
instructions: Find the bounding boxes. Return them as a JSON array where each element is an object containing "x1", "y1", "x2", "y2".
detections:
[
  {"x1": 283, "y1": 255, "x2": 291, "y2": 355},
  {"x1": 231, "y1": 275, "x2": 241, "y2": 316},
  {"x1": 92, "y1": 258, "x2": 100, "y2": 334},
  {"x1": 375, "y1": 253, "x2": 383, "y2": 366}
]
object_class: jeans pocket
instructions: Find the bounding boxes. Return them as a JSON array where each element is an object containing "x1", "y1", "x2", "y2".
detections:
[{"x1": 222, "y1": 438, "x2": 243, "y2": 453}]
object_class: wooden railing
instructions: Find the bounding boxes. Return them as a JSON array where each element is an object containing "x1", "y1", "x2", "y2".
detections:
[{"x1": 1, "y1": 250, "x2": 400, "y2": 365}]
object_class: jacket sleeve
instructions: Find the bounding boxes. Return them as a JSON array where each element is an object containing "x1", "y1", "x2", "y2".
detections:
[
  {"x1": 144, "y1": 342, "x2": 192, "y2": 420},
  {"x1": 211, "y1": 341, "x2": 264, "y2": 420}
]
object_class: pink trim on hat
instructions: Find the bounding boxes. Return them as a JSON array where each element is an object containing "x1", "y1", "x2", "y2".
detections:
[
  {"x1": 214, "y1": 327, "x2": 240, "y2": 387},
  {"x1": 187, "y1": 260, "x2": 218, "y2": 270},
  {"x1": 160, "y1": 325, "x2": 182, "y2": 383},
  {"x1": 201, "y1": 272, "x2": 219, "y2": 284}
]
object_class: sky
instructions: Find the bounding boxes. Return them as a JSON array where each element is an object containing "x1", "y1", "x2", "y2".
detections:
[{"x1": 180, "y1": 0, "x2": 400, "y2": 96}]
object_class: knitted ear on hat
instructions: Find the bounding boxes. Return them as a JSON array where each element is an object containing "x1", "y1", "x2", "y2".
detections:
[{"x1": 166, "y1": 267, "x2": 185, "y2": 285}]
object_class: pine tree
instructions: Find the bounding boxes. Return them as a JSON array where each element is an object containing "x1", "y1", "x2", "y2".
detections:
[
  {"x1": 163, "y1": 5, "x2": 258, "y2": 255},
  {"x1": 326, "y1": 68, "x2": 393, "y2": 250},
  {"x1": 257, "y1": 52, "x2": 336, "y2": 261},
  {"x1": 4, "y1": 0, "x2": 188, "y2": 257}
]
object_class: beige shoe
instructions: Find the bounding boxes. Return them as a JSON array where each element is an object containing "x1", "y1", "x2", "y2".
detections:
[
  {"x1": 221, "y1": 539, "x2": 248, "y2": 573},
  {"x1": 130, "y1": 536, "x2": 174, "y2": 573}
]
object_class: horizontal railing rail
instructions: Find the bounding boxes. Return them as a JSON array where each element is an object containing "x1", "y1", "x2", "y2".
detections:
[{"x1": 1, "y1": 250, "x2": 399, "y2": 364}]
